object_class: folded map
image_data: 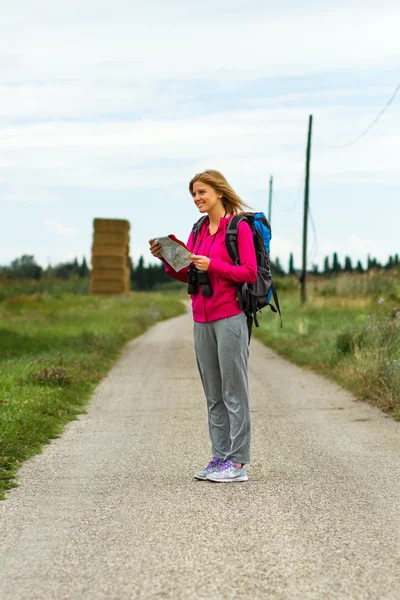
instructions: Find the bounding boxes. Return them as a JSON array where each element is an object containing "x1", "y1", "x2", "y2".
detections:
[{"x1": 155, "y1": 236, "x2": 193, "y2": 271}]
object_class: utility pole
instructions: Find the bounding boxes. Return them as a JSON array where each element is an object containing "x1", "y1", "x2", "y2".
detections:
[
  {"x1": 268, "y1": 176, "x2": 273, "y2": 223},
  {"x1": 301, "y1": 115, "x2": 313, "y2": 304}
]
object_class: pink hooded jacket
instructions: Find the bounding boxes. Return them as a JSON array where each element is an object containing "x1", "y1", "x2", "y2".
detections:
[{"x1": 163, "y1": 215, "x2": 257, "y2": 323}]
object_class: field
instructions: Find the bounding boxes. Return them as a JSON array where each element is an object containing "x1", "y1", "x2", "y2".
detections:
[
  {"x1": 0, "y1": 277, "x2": 89, "y2": 300},
  {"x1": 0, "y1": 291, "x2": 185, "y2": 498},
  {"x1": 255, "y1": 271, "x2": 400, "y2": 419}
]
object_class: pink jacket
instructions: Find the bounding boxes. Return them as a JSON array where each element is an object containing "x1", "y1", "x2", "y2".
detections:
[{"x1": 162, "y1": 216, "x2": 257, "y2": 323}]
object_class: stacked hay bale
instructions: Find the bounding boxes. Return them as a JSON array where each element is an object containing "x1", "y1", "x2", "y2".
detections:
[{"x1": 90, "y1": 219, "x2": 131, "y2": 295}]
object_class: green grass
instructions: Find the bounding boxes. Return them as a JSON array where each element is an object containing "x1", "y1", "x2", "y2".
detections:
[
  {"x1": 0, "y1": 277, "x2": 89, "y2": 300},
  {"x1": 0, "y1": 291, "x2": 185, "y2": 499},
  {"x1": 255, "y1": 281, "x2": 400, "y2": 420}
]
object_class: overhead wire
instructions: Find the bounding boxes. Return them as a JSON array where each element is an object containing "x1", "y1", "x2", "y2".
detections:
[
  {"x1": 315, "y1": 81, "x2": 400, "y2": 149},
  {"x1": 273, "y1": 81, "x2": 399, "y2": 272},
  {"x1": 281, "y1": 172, "x2": 304, "y2": 213},
  {"x1": 307, "y1": 203, "x2": 318, "y2": 270}
]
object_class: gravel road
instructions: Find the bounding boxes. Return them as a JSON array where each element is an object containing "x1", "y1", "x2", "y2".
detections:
[{"x1": 1, "y1": 310, "x2": 399, "y2": 600}]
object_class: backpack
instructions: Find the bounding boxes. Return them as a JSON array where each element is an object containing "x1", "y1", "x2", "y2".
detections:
[{"x1": 192, "y1": 212, "x2": 282, "y2": 339}]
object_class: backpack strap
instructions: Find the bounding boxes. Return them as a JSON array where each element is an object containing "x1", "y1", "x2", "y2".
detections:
[
  {"x1": 225, "y1": 215, "x2": 247, "y2": 265},
  {"x1": 268, "y1": 281, "x2": 283, "y2": 327},
  {"x1": 192, "y1": 216, "x2": 208, "y2": 251},
  {"x1": 270, "y1": 281, "x2": 283, "y2": 327},
  {"x1": 246, "y1": 313, "x2": 253, "y2": 344}
]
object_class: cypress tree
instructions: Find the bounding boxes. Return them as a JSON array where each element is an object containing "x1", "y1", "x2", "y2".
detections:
[
  {"x1": 332, "y1": 252, "x2": 341, "y2": 273},
  {"x1": 344, "y1": 256, "x2": 353, "y2": 272},
  {"x1": 385, "y1": 256, "x2": 393, "y2": 270},
  {"x1": 79, "y1": 257, "x2": 89, "y2": 278},
  {"x1": 288, "y1": 253, "x2": 295, "y2": 275},
  {"x1": 134, "y1": 256, "x2": 148, "y2": 290},
  {"x1": 355, "y1": 260, "x2": 364, "y2": 273}
]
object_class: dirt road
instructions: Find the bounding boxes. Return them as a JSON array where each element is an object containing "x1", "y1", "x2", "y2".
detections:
[{"x1": 1, "y1": 311, "x2": 399, "y2": 599}]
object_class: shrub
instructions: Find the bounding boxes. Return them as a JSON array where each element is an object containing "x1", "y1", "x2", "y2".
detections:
[
  {"x1": 32, "y1": 366, "x2": 70, "y2": 386},
  {"x1": 344, "y1": 302, "x2": 400, "y2": 413}
]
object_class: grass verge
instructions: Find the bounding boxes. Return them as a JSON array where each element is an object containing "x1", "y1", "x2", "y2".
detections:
[
  {"x1": 254, "y1": 288, "x2": 400, "y2": 420},
  {"x1": 0, "y1": 292, "x2": 185, "y2": 499}
]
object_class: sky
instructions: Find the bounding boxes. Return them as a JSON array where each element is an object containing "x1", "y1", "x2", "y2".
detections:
[{"x1": 1, "y1": 0, "x2": 400, "y2": 272}]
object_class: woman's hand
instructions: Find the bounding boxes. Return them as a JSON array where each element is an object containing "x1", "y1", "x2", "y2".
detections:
[
  {"x1": 149, "y1": 239, "x2": 163, "y2": 259},
  {"x1": 190, "y1": 254, "x2": 210, "y2": 271}
]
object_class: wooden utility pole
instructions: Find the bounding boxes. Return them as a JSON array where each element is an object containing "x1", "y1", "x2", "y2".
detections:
[
  {"x1": 268, "y1": 176, "x2": 273, "y2": 223},
  {"x1": 301, "y1": 115, "x2": 313, "y2": 304}
]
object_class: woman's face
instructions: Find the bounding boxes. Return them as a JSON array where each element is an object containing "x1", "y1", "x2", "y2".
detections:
[{"x1": 192, "y1": 181, "x2": 222, "y2": 214}]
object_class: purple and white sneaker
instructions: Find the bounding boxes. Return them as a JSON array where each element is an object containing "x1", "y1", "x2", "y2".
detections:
[
  {"x1": 206, "y1": 459, "x2": 248, "y2": 482},
  {"x1": 194, "y1": 457, "x2": 222, "y2": 480}
]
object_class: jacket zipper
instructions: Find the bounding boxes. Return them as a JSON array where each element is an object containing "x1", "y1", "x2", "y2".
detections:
[{"x1": 202, "y1": 230, "x2": 219, "y2": 322}]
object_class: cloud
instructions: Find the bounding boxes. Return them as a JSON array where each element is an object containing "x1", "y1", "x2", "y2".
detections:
[
  {"x1": 348, "y1": 235, "x2": 380, "y2": 257},
  {"x1": 44, "y1": 218, "x2": 78, "y2": 236},
  {"x1": 1, "y1": 101, "x2": 399, "y2": 199},
  {"x1": 0, "y1": 0, "x2": 399, "y2": 200},
  {"x1": 1, "y1": 2, "x2": 399, "y2": 86},
  {"x1": 1, "y1": 186, "x2": 58, "y2": 204}
]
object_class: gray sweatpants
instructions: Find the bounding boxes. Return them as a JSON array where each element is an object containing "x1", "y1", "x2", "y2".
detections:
[{"x1": 193, "y1": 312, "x2": 251, "y2": 464}]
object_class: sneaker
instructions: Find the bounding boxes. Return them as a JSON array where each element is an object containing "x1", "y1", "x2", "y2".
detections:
[
  {"x1": 194, "y1": 457, "x2": 222, "y2": 480},
  {"x1": 206, "y1": 459, "x2": 248, "y2": 483}
]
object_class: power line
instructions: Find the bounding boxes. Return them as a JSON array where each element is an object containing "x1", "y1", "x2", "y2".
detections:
[
  {"x1": 316, "y1": 82, "x2": 400, "y2": 149},
  {"x1": 318, "y1": 83, "x2": 400, "y2": 148},
  {"x1": 281, "y1": 173, "x2": 304, "y2": 213},
  {"x1": 307, "y1": 204, "x2": 318, "y2": 269}
]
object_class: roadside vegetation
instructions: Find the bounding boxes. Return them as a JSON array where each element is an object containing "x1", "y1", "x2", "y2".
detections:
[
  {"x1": 256, "y1": 271, "x2": 400, "y2": 420},
  {"x1": 0, "y1": 291, "x2": 185, "y2": 499}
]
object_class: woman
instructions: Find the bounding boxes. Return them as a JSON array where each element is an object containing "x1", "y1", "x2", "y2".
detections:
[{"x1": 149, "y1": 170, "x2": 257, "y2": 482}]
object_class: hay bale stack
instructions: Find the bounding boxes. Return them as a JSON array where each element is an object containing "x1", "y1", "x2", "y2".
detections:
[
  {"x1": 93, "y1": 219, "x2": 130, "y2": 233},
  {"x1": 93, "y1": 232, "x2": 130, "y2": 246},
  {"x1": 92, "y1": 255, "x2": 130, "y2": 269},
  {"x1": 91, "y1": 219, "x2": 131, "y2": 295}
]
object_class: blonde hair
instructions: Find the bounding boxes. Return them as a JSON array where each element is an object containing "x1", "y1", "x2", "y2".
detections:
[{"x1": 189, "y1": 169, "x2": 251, "y2": 215}]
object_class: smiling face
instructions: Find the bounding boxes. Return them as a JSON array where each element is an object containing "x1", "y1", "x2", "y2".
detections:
[{"x1": 191, "y1": 181, "x2": 223, "y2": 214}]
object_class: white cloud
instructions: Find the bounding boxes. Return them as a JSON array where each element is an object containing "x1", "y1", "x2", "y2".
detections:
[
  {"x1": 1, "y1": 102, "x2": 399, "y2": 198},
  {"x1": 1, "y1": 186, "x2": 58, "y2": 204},
  {"x1": 1, "y1": 2, "x2": 399, "y2": 86},
  {"x1": 349, "y1": 234, "x2": 376, "y2": 249},
  {"x1": 44, "y1": 218, "x2": 78, "y2": 236}
]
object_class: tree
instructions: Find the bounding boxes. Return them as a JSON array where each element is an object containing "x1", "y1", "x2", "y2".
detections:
[
  {"x1": 288, "y1": 253, "x2": 295, "y2": 275},
  {"x1": 385, "y1": 256, "x2": 393, "y2": 271},
  {"x1": 271, "y1": 257, "x2": 285, "y2": 277},
  {"x1": 368, "y1": 257, "x2": 381, "y2": 270},
  {"x1": 323, "y1": 256, "x2": 330, "y2": 274},
  {"x1": 344, "y1": 256, "x2": 353, "y2": 272},
  {"x1": 133, "y1": 256, "x2": 148, "y2": 290},
  {"x1": 355, "y1": 260, "x2": 364, "y2": 273},
  {"x1": 9, "y1": 255, "x2": 42, "y2": 280},
  {"x1": 79, "y1": 257, "x2": 89, "y2": 278},
  {"x1": 332, "y1": 252, "x2": 342, "y2": 274},
  {"x1": 54, "y1": 260, "x2": 79, "y2": 280}
]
